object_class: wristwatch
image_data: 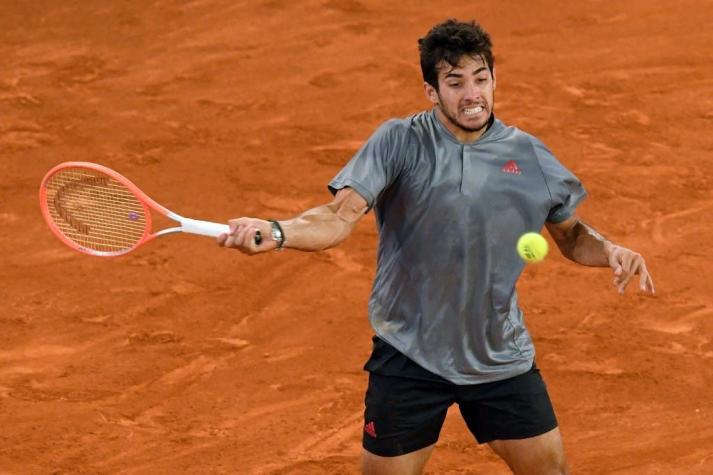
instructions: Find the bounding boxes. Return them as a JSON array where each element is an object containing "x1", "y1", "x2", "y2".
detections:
[{"x1": 268, "y1": 219, "x2": 286, "y2": 249}]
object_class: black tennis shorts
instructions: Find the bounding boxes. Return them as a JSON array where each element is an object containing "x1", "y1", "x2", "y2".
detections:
[{"x1": 362, "y1": 337, "x2": 558, "y2": 457}]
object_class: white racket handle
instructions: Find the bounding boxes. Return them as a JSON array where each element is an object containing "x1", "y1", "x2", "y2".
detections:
[{"x1": 180, "y1": 218, "x2": 230, "y2": 237}]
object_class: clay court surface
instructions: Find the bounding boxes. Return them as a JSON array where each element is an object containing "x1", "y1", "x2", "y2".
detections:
[{"x1": 2, "y1": 0, "x2": 713, "y2": 473}]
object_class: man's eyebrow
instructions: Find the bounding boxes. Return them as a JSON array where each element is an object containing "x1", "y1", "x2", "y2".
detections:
[{"x1": 443, "y1": 66, "x2": 488, "y2": 79}]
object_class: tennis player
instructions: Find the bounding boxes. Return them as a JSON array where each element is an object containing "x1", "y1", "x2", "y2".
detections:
[{"x1": 218, "y1": 19, "x2": 654, "y2": 475}]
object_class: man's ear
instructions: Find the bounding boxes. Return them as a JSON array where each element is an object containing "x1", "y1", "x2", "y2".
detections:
[
  {"x1": 423, "y1": 82, "x2": 439, "y2": 105},
  {"x1": 492, "y1": 66, "x2": 497, "y2": 90}
]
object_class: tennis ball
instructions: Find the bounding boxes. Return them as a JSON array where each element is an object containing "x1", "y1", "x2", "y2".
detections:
[{"x1": 517, "y1": 232, "x2": 549, "y2": 264}]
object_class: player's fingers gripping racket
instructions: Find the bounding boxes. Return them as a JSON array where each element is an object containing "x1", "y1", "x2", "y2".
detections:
[{"x1": 39, "y1": 162, "x2": 261, "y2": 257}]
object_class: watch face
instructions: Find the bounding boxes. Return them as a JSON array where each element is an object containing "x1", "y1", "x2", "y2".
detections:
[{"x1": 270, "y1": 221, "x2": 283, "y2": 244}]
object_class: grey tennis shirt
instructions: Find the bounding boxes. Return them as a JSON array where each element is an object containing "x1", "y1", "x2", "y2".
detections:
[{"x1": 329, "y1": 109, "x2": 586, "y2": 385}]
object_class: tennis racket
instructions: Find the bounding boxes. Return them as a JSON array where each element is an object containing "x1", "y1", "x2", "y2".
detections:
[{"x1": 39, "y1": 161, "x2": 261, "y2": 257}]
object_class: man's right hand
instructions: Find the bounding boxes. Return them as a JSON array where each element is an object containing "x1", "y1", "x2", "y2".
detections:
[{"x1": 217, "y1": 217, "x2": 277, "y2": 255}]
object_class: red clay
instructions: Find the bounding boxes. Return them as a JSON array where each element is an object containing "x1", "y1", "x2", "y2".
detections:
[{"x1": 2, "y1": 1, "x2": 713, "y2": 473}]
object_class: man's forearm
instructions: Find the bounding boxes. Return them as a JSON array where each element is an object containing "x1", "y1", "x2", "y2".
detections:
[
  {"x1": 218, "y1": 188, "x2": 367, "y2": 254},
  {"x1": 279, "y1": 203, "x2": 358, "y2": 251},
  {"x1": 557, "y1": 220, "x2": 612, "y2": 267},
  {"x1": 548, "y1": 216, "x2": 654, "y2": 294}
]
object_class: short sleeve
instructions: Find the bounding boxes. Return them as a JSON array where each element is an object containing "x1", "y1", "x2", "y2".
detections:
[
  {"x1": 530, "y1": 137, "x2": 587, "y2": 223},
  {"x1": 328, "y1": 119, "x2": 411, "y2": 210}
]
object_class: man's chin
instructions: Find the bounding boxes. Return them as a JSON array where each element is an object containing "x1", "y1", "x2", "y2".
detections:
[
  {"x1": 438, "y1": 106, "x2": 492, "y2": 134},
  {"x1": 456, "y1": 117, "x2": 489, "y2": 133}
]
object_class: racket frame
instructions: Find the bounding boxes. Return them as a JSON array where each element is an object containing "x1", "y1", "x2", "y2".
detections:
[{"x1": 39, "y1": 161, "x2": 230, "y2": 257}]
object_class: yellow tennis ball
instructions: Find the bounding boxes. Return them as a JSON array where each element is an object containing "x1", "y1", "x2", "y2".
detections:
[{"x1": 517, "y1": 232, "x2": 549, "y2": 263}]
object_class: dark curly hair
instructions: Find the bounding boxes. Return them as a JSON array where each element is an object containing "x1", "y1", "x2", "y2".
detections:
[{"x1": 418, "y1": 19, "x2": 494, "y2": 91}]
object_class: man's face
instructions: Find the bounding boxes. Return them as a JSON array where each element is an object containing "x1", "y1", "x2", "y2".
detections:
[{"x1": 424, "y1": 54, "x2": 496, "y2": 140}]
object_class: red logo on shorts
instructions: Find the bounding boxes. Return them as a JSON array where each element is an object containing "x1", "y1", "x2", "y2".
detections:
[
  {"x1": 364, "y1": 421, "x2": 377, "y2": 438},
  {"x1": 501, "y1": 160, "x2": 522, "y2": 175}
]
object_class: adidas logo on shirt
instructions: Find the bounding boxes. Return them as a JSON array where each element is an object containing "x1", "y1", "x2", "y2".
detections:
[{"x1": 501, "y1": 160, "x2": 522, "y2": 175}]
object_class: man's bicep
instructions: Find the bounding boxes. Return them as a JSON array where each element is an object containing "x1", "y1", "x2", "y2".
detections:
[{"x1": 331, "y1": 187, "x2": 369, "y2": 225}]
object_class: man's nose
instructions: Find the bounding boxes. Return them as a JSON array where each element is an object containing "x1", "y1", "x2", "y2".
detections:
[{"x1": 463, "y1": 82, "x2": 482, "y2": 101}]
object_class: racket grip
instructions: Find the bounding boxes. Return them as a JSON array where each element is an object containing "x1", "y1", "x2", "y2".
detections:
[
  {"x1": 181, "y1": 218, "x2": 263, "y2": 246},
  {"x1": 181, "y1": 218, "x2": 230, "y2": 237}
]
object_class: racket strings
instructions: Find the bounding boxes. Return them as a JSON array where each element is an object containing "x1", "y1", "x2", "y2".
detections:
[{"x1": 44, "y1": 168, "x2": 147, "y2": 253}]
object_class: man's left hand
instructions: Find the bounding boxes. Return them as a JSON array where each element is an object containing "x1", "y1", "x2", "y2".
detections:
[{"x1": 604, "y1": 242, "x2": 655, "y2": 295}]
